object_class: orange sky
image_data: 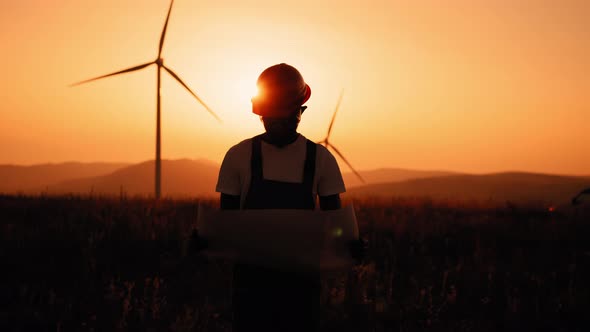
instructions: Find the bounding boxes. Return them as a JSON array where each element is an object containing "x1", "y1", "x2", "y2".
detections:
[{"x1": 0, "y1": 0, "x2": 588, "y2": 175}]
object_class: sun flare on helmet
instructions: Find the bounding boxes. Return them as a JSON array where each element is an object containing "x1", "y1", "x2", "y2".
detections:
[{"x1": 251, "y1": 63, "x2": 311, "y2": 118}]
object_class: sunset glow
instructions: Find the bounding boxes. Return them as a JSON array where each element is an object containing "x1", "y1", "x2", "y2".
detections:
[{"x1": 0, "y1": 0, "x2": 588, "y2": 175}]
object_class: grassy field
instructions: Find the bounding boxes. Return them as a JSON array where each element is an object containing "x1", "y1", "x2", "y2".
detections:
[{"x1": 1, "y1": 194, "x2": 589, "y2": 331}]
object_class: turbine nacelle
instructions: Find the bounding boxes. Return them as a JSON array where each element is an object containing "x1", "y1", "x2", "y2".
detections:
[{"x1": 155, "y1": 58, "x2": 164, "y2": 66}]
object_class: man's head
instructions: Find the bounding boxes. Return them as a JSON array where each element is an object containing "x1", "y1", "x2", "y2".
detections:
[
  {"x1": 251, "y1": 63, "x2": 311, "y2": 141},
  {"x1": 252, "y1": 63, "x2": 311, "y2": 117}
]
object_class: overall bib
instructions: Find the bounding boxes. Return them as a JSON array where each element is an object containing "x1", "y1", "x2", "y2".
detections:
[{"x1": 232, "y1": 134, "x2": 320, "y2": 332}]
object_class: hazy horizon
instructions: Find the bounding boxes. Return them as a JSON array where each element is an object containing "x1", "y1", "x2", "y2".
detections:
[{"x1": 2, "y1": 158, "x2": 589, "y2": 178}]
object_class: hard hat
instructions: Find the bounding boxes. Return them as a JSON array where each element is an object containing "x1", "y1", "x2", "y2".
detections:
[{"x1": 251, "y1": 63, "x2": 311, "y2": 117}]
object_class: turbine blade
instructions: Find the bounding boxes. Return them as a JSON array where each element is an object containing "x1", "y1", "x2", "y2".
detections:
[
  {"x1": 158, "y1": 0, "x2": 175, "y2": 57},
  {"x1": 70, "y1": 62, "x2": 154, "y2": 86},
  {"x1": 163, "y1": 65, "x2": 222, "y2": 122},
  {"x1": 326, "y1": 89, "x2": 344, "y2": 139},
  {"x1": 572, "y1": 188, "x2": 590, "y2": 205},
  {"x1": 328, "y1": 143, "x2": 365, "y2": 183}
]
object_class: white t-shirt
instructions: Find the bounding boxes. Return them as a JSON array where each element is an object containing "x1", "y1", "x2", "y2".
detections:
[{"x1": 216, "y1": 134, "x2": 346, "y2": 208}]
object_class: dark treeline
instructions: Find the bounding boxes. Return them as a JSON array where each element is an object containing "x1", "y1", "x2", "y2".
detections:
[{"x1": 1, "y1": 195, "x2": 589, "y2": 331}]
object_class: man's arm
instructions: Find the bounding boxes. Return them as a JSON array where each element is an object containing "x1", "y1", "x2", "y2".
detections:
[
  {"x1": 319, "y1": 194, "x2": 341, "y2": 211},
  {"x1": 220, "y1": 193, "x2": 240, "y2": 210},
  {"x1": 320, "y1": 193, "x2": 366, "y2": 262}
]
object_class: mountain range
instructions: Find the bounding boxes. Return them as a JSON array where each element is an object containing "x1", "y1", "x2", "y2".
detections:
[
  {"x1": 346, "y1": 172, "x2": 589, "y2": 205},
  {"x1": 0, "y1": 162, "x2": 129, "y2": 193},
  {"x1": 1, "y1": 160, "x2": 587, "y2": 204},
  {"x1": 42, "y1": 159, "x2": 217, "y2": 198}
]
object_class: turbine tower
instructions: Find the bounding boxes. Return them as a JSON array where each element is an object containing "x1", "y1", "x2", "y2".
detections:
[
  {"x1": 318, "y1": 91, "x2": 365, "y2": 183},
  {"x1": 71, "y1": 0, "x2": 220, "y2": 199}
]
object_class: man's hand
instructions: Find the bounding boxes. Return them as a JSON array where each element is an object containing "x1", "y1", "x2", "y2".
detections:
[
  {"x1": 188, "y1": 229, "x2": 209, "y2": 252},
  {"x1": 220, "y1": 193, "x2": 240, "y2": 210},
  {"x1": 319, "y1": 194, "x2": 341, "y2": 211},
  {"x1": 349, "y1": 237, "x2": 368, "y2": 264}
]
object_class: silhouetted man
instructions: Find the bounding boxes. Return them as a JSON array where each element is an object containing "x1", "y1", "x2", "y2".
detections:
[{"x1": 216, "y1": 63, "x2": 346, "y2": 332}]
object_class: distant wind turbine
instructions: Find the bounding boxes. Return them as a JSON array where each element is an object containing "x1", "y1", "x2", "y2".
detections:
[
  {"x1": 572, "y1": 187, "x2": 590, "y2": 205},
  {"x1": 317, "y1": 91, "x2": 365, "y2": 183},
  {"x1": 70, "y1": 0, "x2": 220, "y2": 199}
]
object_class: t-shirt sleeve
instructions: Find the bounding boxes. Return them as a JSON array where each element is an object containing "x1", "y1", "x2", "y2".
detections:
[
  {"x1": 216, "y1": 146, "x2": 242, "y2": 196},
  {"x1": 316, "y1": 147, "x2": 346, "y2": 196}
]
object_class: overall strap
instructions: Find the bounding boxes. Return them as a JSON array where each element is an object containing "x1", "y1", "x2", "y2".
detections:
[
  {"x1": 250, "y1": 135, "x2": 264, "y2": 182},
  {"x1": 303, "y1": 139, "x2": 317, "y2": 192}
]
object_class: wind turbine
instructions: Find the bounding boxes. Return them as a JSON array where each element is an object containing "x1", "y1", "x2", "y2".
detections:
[
  {"x1": 572, "y1": 187, "x2": 590, "y2": 205},
  {"x1": 318, "y1": 91, "x2": 365, "y2": 183},
  {"x1": 70, "y1": 0, "x2": 220, "y2": 200}
]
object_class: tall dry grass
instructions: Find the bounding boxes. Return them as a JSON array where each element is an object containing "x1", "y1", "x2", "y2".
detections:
[{"x1": 1, "y1": 194, "x2": 589, "y2": 331}]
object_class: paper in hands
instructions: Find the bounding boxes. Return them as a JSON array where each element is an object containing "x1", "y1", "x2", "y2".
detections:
[{"x1": 197, "y1": 205, "x2": 359, "y2": 274}]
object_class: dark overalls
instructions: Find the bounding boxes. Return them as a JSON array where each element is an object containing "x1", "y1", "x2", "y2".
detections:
[{"x1": 232, "y1": 134, "x2": 320, "y2": 332}]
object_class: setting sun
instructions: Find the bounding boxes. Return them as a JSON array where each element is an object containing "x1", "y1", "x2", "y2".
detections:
[{"x1": 231, "y1": 76, "x2": 259, "y2": 105}]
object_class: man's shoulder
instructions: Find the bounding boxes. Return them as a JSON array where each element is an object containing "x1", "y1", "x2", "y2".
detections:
[
  {"x1": 313, "y1": 141, "x2": 329, "y2": 153},
  {"x1": 226, "y1": 137, "x2": 255, "y2": 155},
  {"x1": 298, "y1": 134, "x2": 321, "y2": 148},
  {"x1": 313, "y1": 142, "x2": 336, "y2": 161},
  {"x1": 296, "y1": 135, "x2": 335, "y2": 161}
]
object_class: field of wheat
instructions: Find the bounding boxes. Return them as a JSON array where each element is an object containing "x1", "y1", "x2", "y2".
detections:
[{"x1": 1, "y1": 194, "x2": 589, "y2": 331}]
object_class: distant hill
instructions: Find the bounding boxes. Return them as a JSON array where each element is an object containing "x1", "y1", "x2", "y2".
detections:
[
  {"x1": 0, "y1": 162, "x2": 129, "y2": 193},
  {"x1": 47, "y1": 159, "x2": 219, "y2": 198},
  {"x1": 346, "y1": 172, "x2": 590, "y2": 205},
  {"x1": 2, "y1": 160, "x2": 588, "y2": 203},
  {"x1": 343, "y1": 168, "x2": 457, "y2": 188}
]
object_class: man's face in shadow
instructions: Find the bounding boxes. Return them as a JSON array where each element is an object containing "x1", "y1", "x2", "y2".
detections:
[{"x1": 261, "y1": 108, "x2": 304, "y2": 142}]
